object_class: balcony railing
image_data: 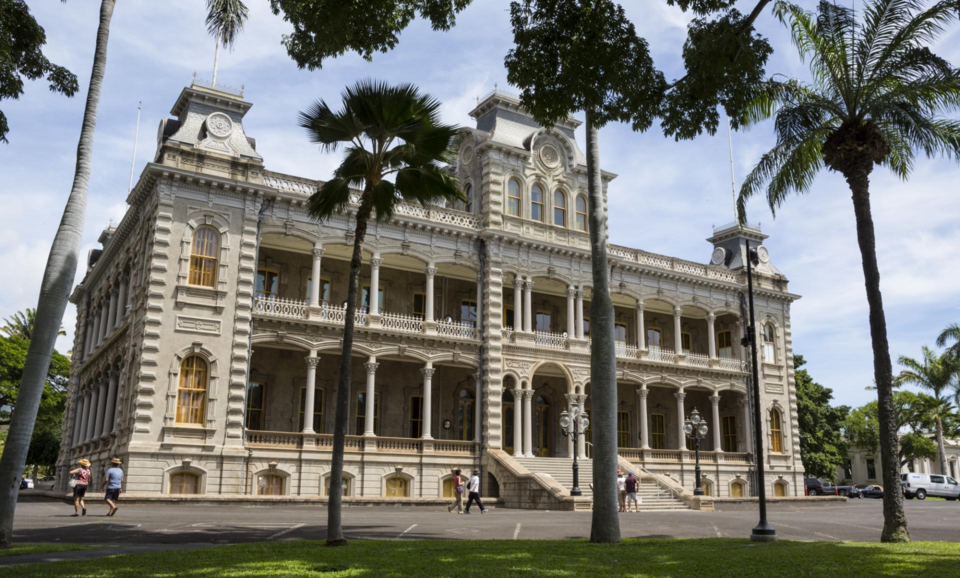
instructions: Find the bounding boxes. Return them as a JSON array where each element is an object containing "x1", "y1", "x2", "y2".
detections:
[
  {"x1": 254, "y1": 296, "x2": 308, "y2": 320},
  {"x1": 618, "y1": 447, "x2": 752, "y2": 465},
  {"x1": 647, "y1": 347, "x2": 676, "y2": 364},
  {"x1": 245, "y1": 431, "x2": 479, "y2": 456},
  {"x1": 718, "y1": 357, "x2": 746, "y2": 371},
  {"x1": 379, "y1": 311, "x2": 423, "y2": 334},
  {"x1": 685, "y1": 352, "x2": 711, "y2": 368},
  {"x1": 535, "y1": 330, "x2": 568, "y2": 350},
  {"x1": 437, "y1": 319, "x2": 478, "y2": 339}
]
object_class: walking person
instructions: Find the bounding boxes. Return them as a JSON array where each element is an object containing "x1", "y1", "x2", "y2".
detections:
[
  {"x1": 617, "y1": 470, "x2": 627, "y2": 512},
  {"x1": 68, "y1": 459, "x2": 92, "y2": 517},
  {"x1": 102, "y1": 458, "x2": 124, "y2": 516},
  {"x1": 625, "y1": 471, "x2": 640, "y2": 513},
  {"x1": 463, "y1": 469, "x2": 487, "y2": 514},
  {"x1": 447, "y1": 469, "x2": 465, "y2": 514}
]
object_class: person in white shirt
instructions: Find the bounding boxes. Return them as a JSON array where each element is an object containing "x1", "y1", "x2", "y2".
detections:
[
  {"x1": 464, "y1": 470, "x2": 487, "y2": 514},
  {"x1": 617, "y1": 470, "x2": 627, "y2": 512}
]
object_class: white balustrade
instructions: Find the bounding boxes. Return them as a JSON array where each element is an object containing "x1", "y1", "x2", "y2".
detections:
[
  {"x1": 719, "y1": 357, "x2": 746, "y2": 371},
  {"x1": 378, "y1": 311, "x2": 423, "y2": 334},
  {"x1": 535, "y1": 330, "x2": 568, "y2": 350},
  {"x1": 317, "y1": 304, "x2": 367, "y2": 327},
  {"x1": 684, "y1": 352, "x2": 710, "y2": 368},
  {"x1": 436, "y1": 319, "x2": 478, "y2": 340},
  {"x1": 254, "y1": 296, "x2": 307, "y2": 320},
  {"x1": 647, "y1": 348, "x2": 676, "y2": 364}
]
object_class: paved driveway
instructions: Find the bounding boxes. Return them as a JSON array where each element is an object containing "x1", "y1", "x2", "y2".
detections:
[{"x1": 10, "y1": 497, "x2": 960, "y2": 545}]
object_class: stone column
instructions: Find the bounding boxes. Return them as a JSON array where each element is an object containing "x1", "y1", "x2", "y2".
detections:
[
  {"x1": 72, "y1": 396, "x2": 87, "y2": 446},
  {"x1": 710, "y1": 393, "x2": 722, "y2": 452},
  {"x1": 523, "y1": 279, "x2": 533, "y2": 332},
  {"x1": 115, "y1": 277, "x2": 128, "y2": 327},
  {"x1": 363, "y1": 358, "x2": 378, "y2": 436},
  {"x1": 475, "y1": 274, "x2": 483, "y2": 333},
  {"x1": 368, "y1": 255, "x2": 381, "y2": 314},
  {"x1": 636, "y1": 301, "x2": 645, "y2": 350},
  {"x1": 303, "y1": 352, "x2": 319, "y2": 433},
  {"x1": 673, "y1": 306, "x2": 683, "y2": 354},
  {"x1": 84, "y1": 315, "x2": 94, "y2": 358},
  {"x1": 575, "y1": 288, "x2": 585, "y2": 339},
  {"x1": 638, "y1": 387, "x2": 650, "y2": 449},
  {"x1": 707, "y1": 313, "x2": 717, "y2": 360},
  {"x1": 105, "y1": 287, "x2": 118, "y2": 338},
  {"x1": 112, "y1": 367, "x2": 126, "y2": 435},
  {"x1": 473, "y1": 373, "x2": 482, "y2": 443},
  {"x1": 96, "y1": 302, "x2": 108, "y2": 346},
  {"x1": 513, "y1": 275, "x2": 522, "y2": 330},
  {"x1": 566, "y1": 286, "x2": 576, "y2": 337},
  {"x1": 523, "y1": 389, "x2": 534, "y2": 457},
  {"x1": 101, "y1": 368, "x2": 119, "y2": 437},
  {"x1": 740, "y1": 395, "x2": 753, "y2": 454},
  {"x1": 126, "y1": 272, "x2": 134, "y2": 312},
  {"x1": 512, "y1": 388, "x2": 525, "y2": 455},
  {"x1": 93, "y1": 379, "x2": 108, "y2": 439},
  {"x1": 421, "y1": 364, "x2": 435, "y2": 439},
  {"x1": 675, "y1": 390, "x2": 686, "y2": 450},
  {"x1": 85, "y1": 387, "x2": 99, "y2": 442},
  {"x1": 309, "y1": 246, "x2": 324, "y2": 307},
  {"x1": 425, "y1": 264, "x2": 437, "y2": 322},
  {"x1": 578, "y1": 395, "x2": 587, "y2": 459}
]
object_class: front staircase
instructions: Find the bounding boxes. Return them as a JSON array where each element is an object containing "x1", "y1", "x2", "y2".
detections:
[{"x1": 512, "y1": 457, "x2": 688, "y2": 511}]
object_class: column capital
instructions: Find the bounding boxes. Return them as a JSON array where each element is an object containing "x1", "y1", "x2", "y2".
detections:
[
  {"x1": 673, "y1": 306, "x2": 683, "y2": 317},
  {"x1": 472, "y1": 372, "x2": 482, "y2": 384},
  {"x1": 566, "y1": 286, "x2": 577, "y2": 298},
  {"x1": 426, "y1": 266, "x2": 437, "y2": 278},
  {"x1": 312, "y1": 247, "x2": 325, "y2": 259},
  {"x1": 637, "y1": 387, "x2": 650, "y2": 399},
  {"x1": 524, "y1": 279, "x2": 534, "y2": 290},
  {"x1": 709, "y1": 394, "x2": 721, "y2": 405},
  {"x1": 575, "y1": 288, "x2": 585, "y2": 298},
  {"x1": 420, "y1": 367, "x2": 436, "y2": 378},
  {"x1": 524, "y1": 389, "x2": 536, "y2": 400},
  {"x1": 370, "y1": 258, "x2": 382, "y2": 269},
  {"x1": 111, "y1": 286, "x2": 119, "y2": 296},
  {"x1": 707, "y1": 312, "x2": 716, "y2": 321},
  {"x1": 305, "y1": 356, "x2": 321, "y2": 369},
  {"x1": 513, "y1": 388, "x2": 526, "y2": 398},
  {"x1": 636, "y1": 300, "x2": 644, "y2": 310},
  {"x1": 674, "y1": 390, "x2": 686, "y2": 402},
  {"x1": 364, "y1": 362, "x2": 379, "y2": 374}
]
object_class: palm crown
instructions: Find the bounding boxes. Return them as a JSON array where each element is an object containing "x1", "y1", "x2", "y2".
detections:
[
  {"x1": 299, "y1": 80, "x2": 464, "y2": 222},
  {"x1": 896, "y1": 346, "x2": 959, "y2": 400},
  {"x1": 738, "y1": 0, "x2": 960, "y2": 216}
]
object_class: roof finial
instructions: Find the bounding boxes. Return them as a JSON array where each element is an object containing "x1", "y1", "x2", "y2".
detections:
[{"x1": 727, "y1": 118, "x2": 739, "y2": 227}]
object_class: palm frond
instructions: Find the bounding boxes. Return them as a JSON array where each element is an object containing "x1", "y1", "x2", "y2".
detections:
[{"x1": 205, "y1": 0, "x2": 249, "y2": 48}]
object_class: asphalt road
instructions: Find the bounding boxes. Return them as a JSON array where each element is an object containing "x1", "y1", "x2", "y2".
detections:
[{"x1": 9, "y1": 497, "x2": 960, "y2": 546}]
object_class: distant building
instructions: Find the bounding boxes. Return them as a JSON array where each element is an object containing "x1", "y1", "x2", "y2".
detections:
[
  {"x1": 57, "y1": 80, "x2": 802, "y2": 506},
  {"x1": 840, "y1": 440, "x2": 960, "y2": 484}
]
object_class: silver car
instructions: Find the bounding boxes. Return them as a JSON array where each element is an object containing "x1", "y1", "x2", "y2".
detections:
[{"x1": 901, "y1": 473, "x2": 960, "y2": 500}]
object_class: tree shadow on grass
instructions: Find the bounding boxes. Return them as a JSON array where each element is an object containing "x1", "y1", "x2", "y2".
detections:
[{"x1": 4, "y1": 538, "x2": 960, "y2": 578}]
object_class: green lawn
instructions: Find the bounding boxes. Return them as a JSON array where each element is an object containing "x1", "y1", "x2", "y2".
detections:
[
  {"x1": 2, "y1": 539, "x2": 960, "y2": 578},
  {"x1": 0, "y1": 543, "x2": 102, "y2": 558}
]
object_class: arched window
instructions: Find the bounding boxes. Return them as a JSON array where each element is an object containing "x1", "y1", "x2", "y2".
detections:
[
  {"x1": 763, "y1": 323, "x2": 776, "y2": 362},
  {"x1": 770, "y1": 408, "x2": 784, "y2": 453},
  {"x1": 465, "y1": 184, "x2": 474, "y2": 213},
  {"x1": 507, "y1": 179, "x2": 521, "y2": 216},
  {"x1": 731, "y1": 481, "x2": 745, "y2": 498},
  {"x1": 324, "y1": 475, "x2": 351, "y2": 497},
  {"x1": 189, "y1": 227, "x2": 219, "y2": 288},
  {"x1": 169, "y1": 472, "x2": 200, "y2": 494},
  {"x1": 531, "y1": 184, "x2": 544, "y2": 222},
  {"x1": 575, "y1": 195, "x2": 587, "y2": 231},
  {"x1": 702, "y1": 480, "x2": 713, "y2": 497},
  {"x1": 774, "y1": 482, "x2": 787, "y2": 497},
  {"x1": 176, "y1": 355, "x2": 208, "y2": 425},
  {"x1": 385, "y1": 476, "x2": 409, "y2": 497},
  {"x1": 553, "y1": 190, "x2": 566, "y2": 226},
  {"x1": 258, "y1": 473, "x2": 284, "y2": 496}
]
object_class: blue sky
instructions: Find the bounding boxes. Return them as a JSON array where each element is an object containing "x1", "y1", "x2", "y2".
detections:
[{"x1": 2, "y1": 0, "x2": 959, "y2": 409}]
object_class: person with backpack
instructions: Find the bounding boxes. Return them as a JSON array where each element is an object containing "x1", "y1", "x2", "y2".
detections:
[
  {"x1": 464, "y1": 469, "x2": 487, "y2": 514},
  {"x1": 447, "y1": 469, "x2": 465, "y2": 514},
  {"x1": 68, "y1": 459, "x2": 92, "y2": 517},
  {"x1": 625, "y1": 471, "x2": 640, "y2": 513}
]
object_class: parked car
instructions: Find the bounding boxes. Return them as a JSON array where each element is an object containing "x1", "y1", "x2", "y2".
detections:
[
  {"x1": 860, "y1": 485, "x2": 884, "y2": 499},
  {"x1": 804, "y1": 478, "x2": 837, "y2": 496},
  {"x1": 837, "y1": 484, "x2": 863, "y2": 498},
  {"x1": 901, "y1": 473, "x2": 960, "y2": 500}
]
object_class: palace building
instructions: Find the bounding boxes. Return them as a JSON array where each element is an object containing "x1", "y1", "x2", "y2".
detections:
[{"x1": 56, "y1": 80, "x2": 803, "y2": 508}]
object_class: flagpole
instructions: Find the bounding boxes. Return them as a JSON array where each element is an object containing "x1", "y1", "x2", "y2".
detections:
[{"x1": 128, "y1": 102, "x2": 142, "y2": 194}]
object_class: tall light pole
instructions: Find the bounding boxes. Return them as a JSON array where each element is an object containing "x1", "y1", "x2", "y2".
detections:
[
  {"x1": 560, "y1": 406, "x2": 590, "y2": 497},
  {"x1": 744, "y1": 239, "x2": 777, "y2": 542},
  {"x1": 684, "y1": 408, "x2": 709, "y2": 496}
]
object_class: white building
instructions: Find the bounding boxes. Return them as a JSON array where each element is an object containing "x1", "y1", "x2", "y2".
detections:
[{"x1": 56, "y1": 81, "x2": 803, "y2": 508}]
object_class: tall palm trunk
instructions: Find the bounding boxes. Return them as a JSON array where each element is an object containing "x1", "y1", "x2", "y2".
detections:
[
  {"x1": 0, "y1": 0, "x2": 115, "y2": 549},
  {"x1": 847, "y1": 170, "x2": 908, "y2": 543},
  {"x1": 585, "y1": 112, "x2": 620, "y2": 544},
  {"x1": 935, "y1": 416, "x2": 946, "y2": 475},
  {"x1": 326, "y1": 188, "x2": 374, "y2": 547}
]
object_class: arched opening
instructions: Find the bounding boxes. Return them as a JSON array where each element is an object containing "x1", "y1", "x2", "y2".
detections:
[
  {"x1": 176, "y1": 355, "x2": 208, "y2": 425},
  {"x1": 502, "y1": 386, "x2": 516, "y2": 454},
  {"x1": 535, "y1": 394, "x2": 551, "y2": 457},
  {"x1": 774, "y1": 481, "x2": 787, "y2": 497},
  {"x1": 701, "y1": 479, "x2": 713, "y2": 497},
  {"x1": 770, "y1": 408, "x2": 784, "y2": 454},
  {"x1": 531, "y1": 184, "x2": 544, "y2": 222},
  {"x1": 323, "y1": 473, "x2": 352, "y2": 497},
  {"x1": 169, "y1": 471, "x2": 200, "y2": 495},
  {"x1": 507, "y1": 178, "x2": 521, "y2": 216},
  {"x1": 385, "y1": 475, "x2": 410, "y2": 498},
  {"x1": 763, "y1": 323, "x2": 776, "y2": 362},
  {"x1": 189, "y1": 226, "x2": 219, "y2": 288},
  {"x1": 731, "y1": 480, "x2": 746, "y2": 498},
  {"x1": 575, "y1": 195, "x2": 587, "y2": 231},
  {"x1": 553, "y1": 190, "x2": 566, "y2": 227},
  {"x1": 257, "y1": 473, "x2": 285, "y2": 496}
]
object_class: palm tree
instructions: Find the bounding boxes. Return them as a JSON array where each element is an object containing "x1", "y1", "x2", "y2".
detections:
[
  {"x1": 737, "y1": 0, "x2": 960, "y2": 542},
  {"x1": 1, "y1": 309, "x2": 67, "y2": 340},
  {"x1": 205, "y1": 0, "x2": 249, "y2": 87},
  {"x1": 299, "y1": 80, "x2": 463, "y2": 546},
  {"x1": 936, "y1": 323, "x2": 960, "y2": 360},
  {"x1": 895, "y1": 347, "x2": 960, "y2": 476},
  {"x1": 0, "y1": 0, "x2": 116, "y2": 549}
]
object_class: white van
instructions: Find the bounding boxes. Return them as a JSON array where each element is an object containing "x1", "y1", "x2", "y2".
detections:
[{"x1": 900, "y1": 472, "x2": 960, "y2": 500}]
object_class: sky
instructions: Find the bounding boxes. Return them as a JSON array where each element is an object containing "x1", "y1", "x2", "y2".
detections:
[{"x1": 2, "y1": 0, "x2": 959, "y2": 410}]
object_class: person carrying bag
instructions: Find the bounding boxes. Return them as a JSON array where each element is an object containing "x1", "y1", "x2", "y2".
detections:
[{"x1": 447, "y1": 469, "x2": 465, "y2": 514}]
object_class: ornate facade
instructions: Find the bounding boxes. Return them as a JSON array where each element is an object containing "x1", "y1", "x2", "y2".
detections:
[{"x1": 56, "y1": 81, "x2": 804, "y2": 506}]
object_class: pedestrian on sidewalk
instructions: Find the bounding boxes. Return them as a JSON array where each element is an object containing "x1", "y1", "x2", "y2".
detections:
[
  {"x1": 463, "y1": 469, "x2": 487, "y2": 514},
  {"x1": 625, "y1": 472, "x2": 640, "y2": 513},
  {"x1": 447, "y1": 469, "x2": 465, "y2": 514},
  {"x1": 103, "y1": 458, "x2": 124, "y2": 516},
  {"x1": 617, "y1": 470, "x2": 627, "y2": 512},
  {"x1": 69, "y1": 459, "x2": 92, "y2": 517}
]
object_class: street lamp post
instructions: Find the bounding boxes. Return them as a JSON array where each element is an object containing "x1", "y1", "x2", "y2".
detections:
[
  {"x1": 684, "y1": 408, "x2": 709, "y2": 496},
  {"x1": 744, "y1": 239, "x2": 777, "y2": 542},
  {"x1": 559, "y1": 405, "x2": 590, "y2": 497}
]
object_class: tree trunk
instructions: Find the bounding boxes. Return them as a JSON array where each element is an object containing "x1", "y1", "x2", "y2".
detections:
[
  {"x1": 935, "y1": 416, "x2": 947, "y2": 476},
  {"x1": 0, "y1": 0, "x2": 115, "y2": 549},
  {"x1": 326, "y1": 189, "x2": 374, "y2": 547},
  {"x1": 585, "y1": 112, "x2": 621, "y2": 544},
  {"x1": 847, "y1": 168, "x2": 909, "y2": 543}
]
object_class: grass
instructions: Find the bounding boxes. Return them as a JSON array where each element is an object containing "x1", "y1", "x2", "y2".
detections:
[
  {"x1": 2, "y1": 539, "x2": 960, "y2": 578},
  {"x1": 0, "y1": 543, "x2": 102, "y2": 558}
]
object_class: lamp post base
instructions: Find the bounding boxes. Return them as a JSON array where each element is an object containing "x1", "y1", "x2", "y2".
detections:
[
  {"x1": 570, "y1": 488, "x2": 582, "y2": 497},
  {"x1": 750, "y1": 524, "x2": 777, "y2": 542},
  {"x1": 693, "y1": 488, "x2": 704, "y2": 496}
]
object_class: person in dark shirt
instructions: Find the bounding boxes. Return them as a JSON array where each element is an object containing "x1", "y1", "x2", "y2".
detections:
[{"x1": 625, "y1": 472, "x2": 640, "y2": 513}]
